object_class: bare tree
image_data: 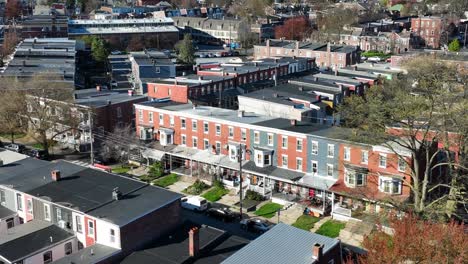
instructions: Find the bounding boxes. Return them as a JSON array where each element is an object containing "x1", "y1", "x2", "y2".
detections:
[{"x1": 99, "y1": 125, "x2": 139, "y2": 164}]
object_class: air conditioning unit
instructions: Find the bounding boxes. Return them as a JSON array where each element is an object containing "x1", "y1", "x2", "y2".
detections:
[{"x1": 57, "y1": 220, "x2": 67, "y2": 229}]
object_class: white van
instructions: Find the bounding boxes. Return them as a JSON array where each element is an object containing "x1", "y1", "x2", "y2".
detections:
[{"x1": 181, "y1": 196, "x2": 209, "y2": 212}]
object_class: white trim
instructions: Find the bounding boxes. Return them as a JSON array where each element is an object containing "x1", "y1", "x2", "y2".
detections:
[
  {"x1": 327, "y1": 144, "x2": 334, "y2": 158},
  {"x1": 254, "y1": 131, "x2": 260, "y2": 144},
  {"x1": 281, "y1": 155, "x2": 288, "y2": 168},
  {"x1": 344, "y1": 147, "x2": 350, "y2": 161},
  {"x1": 282, "y1": 136, "x2": 288, "y2": 149},
  {"x1": 296, "y1": 157, "x2": 303, "y2": 171},
  {"x1": 379, "y1": 153, "x2": 387, "y2": 168},
  {"x1": 87, "y1": 219, "x2": 95, "y2": 237},
  {"x1": 44, "y1": 204, "x2": 51, "y2": 221},
  {"x1": 296, "y1": 139, "x2": 303, "y2": 152}
]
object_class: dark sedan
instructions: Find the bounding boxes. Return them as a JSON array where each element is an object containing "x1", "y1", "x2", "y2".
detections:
[{"x1": 205, "y1": 207, "x2": 241, "y2": 222}]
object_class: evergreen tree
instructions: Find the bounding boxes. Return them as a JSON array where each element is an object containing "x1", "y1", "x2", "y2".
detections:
[
  {"x1": 176, "y1": 34, "x2": 196, "y2": 65},
  {"x1": 91, "y1": 37, "x2": 109, "y2": 62},
  {"x1": 448, "y1": 39, "x2": 460, "y2": 52}
]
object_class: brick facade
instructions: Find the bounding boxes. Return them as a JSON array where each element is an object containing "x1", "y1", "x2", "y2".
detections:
[{"x1": 411, "y1": 17, "x2": 444, "y2": 49}]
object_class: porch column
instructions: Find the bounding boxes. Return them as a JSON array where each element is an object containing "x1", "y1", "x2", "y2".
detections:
[
  {"x1": 331, "y1": 192, "x2": 335, "y2": 214},
  {"x1": 190, "y1": 158, "x2": 193, "y2": 177},
  {"x1": 322, "y1": 191, "x2": 326, "y2": 212},
  {"x1": 169, "y1": 154, "x2": 172, "y2": 172},
  {"x1": 263, "y1": 175, "x2": 266, "y2": 195}
]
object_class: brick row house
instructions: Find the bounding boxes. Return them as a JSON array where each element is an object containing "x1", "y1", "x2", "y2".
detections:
[
  {"x1": 135, "y1": 102, "x2": 413, "y2": 219},
  {"x1": 410, "y1": 16, "x2": 444, "y2": 49},
  {"x1": 0, "y1": 151, "x2": 182, "y2": 263}
]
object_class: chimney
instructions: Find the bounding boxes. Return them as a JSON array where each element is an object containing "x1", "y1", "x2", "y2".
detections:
[
  {"x1": 353, "y1": 65, "x2": 358, "y2": 71},
  {"x1": 273, "y1": 93, "x2": 278, "y2": 97},
  {"x1": 128, "y1": 90, "x2": 134, "y2": 96},
  {"x1": 312, "y1": 243, "x2": 323, "y2": 261},
  {"x1": 237, "y1": 110, "x2": 244, "y2": 118},
  {"x1": 298, "y1": 86, "x2": 303, "y2": 91},
  {"x1": 314, "y1": 77, "x2": 318, "y2": 82},
  {"x1": 51, "y1": 170, "x2": 61, "y2": 181},
  {"x1": 290, "y1": 119, "x2": 297, "y2": 126},
  {"x1": 193, "y1": 104, "x2": 197, "y2": 110},
  {"x1": 96, "y1": 85, "x2": 101, "y2": 92},
  {"x1": 189, "y1": 227, "x2": 200, "y2": 257},
  {"x1": 316, "y1": 95, "x2": 321, "y2": 101},
  {"x1": 335, "y1": 67, "x2": 338, "y2": 76},
  {"x1": 198, "y1": 76, "x2": 203, "y2": 81},
  {"x1": 112, "y1": 187, "x2": 122, "y2": 201},
  {"x1": 182, "y1": 71, "x2": 186, "y2": 76},
  {"x1": 107, "y1": 100, "x2": 111, "y2": 105}
]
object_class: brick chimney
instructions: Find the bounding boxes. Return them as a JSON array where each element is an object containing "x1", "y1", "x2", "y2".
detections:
[
  {"x1": 51, "y1": 170, "x2": 61, "y2": 181},
  {"x1": 312, "y1": 243, "x2": 323, "y2": 261},
  {"x1": 290, "y1": 119, "x2": 297, "y2": 126},
  {"x1": 189, "y1": 227, "x2": 200, "y2": 257}
]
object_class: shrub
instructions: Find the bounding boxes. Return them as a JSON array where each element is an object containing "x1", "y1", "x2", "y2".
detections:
[
  {"x1": 183, "y1": 180, "x2": 210, "y2": 195},
  {"x1": 245, "y1": 190, "x2": 264, "y2": 201},
  {"x1": 148, "y1": 161, "x2": 165, "y2": 179}
]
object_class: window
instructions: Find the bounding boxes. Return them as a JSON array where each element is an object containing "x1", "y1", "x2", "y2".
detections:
[
  {"x1": 204, "y1": 139, "x2": 210, "y2": 150},
  {"x1": 155, "y1": 66, "x2": 160, "y2": 73},
  {"x1": 181, "y1": 135, "x2": 187, "y2": 146},
  {"x1": 264, "y1": 154, "x2": 271, "y2": 165},
  {"x1": 379, "y1": 154, "x2": 387, "y2": 168},
  {"x1": 110, "y1": 229, "x2": 116, "y2": 243},
  {"x1": 345, "y1": 170, "x2": 366, "y2": 187},
  {"x1": 65, "y1": 242, "x2": 72, "y2": 255},
  {"x1": 192, "y1": 120, "x2": 197, "y2": 131},
  {"x1": 282, "y1": 136, "x2": 288, "y2": 149},
  {"x1": 229, "y1": 127, "x2": 234, "y2": 138},
  {"x1": 203, "y1": 122, "x2": 209, "y2": 133},
  {"x1": 181, "y1": 118, "x2": 186, "y2": 129},
  {"x1": 192, "y1": 137, "x2": 198, "y2": 148},
  {"x1": 344, "y1": 147, "x2": 350, "y2": 161},
  {"x1": 241, "y1": 129, "x2": 247, "y2": 141},
  {"x1": 215, "y1": 142, "x2": 221, "y2": 154},
  {"x1": 216, "y1": 124, "x2": 221, "y2": 135},
  {"x1": 43, "y1": 251, "x2": 53, "y2": 264},
  {"x1": 379, "y1": 177, "x2": 402, "y2": 194},
  {"x1": 56, "y1": 208, "x2": 62, "y2": 221},
  {"x1": 254, "y1": 150, "x2": 271, "y2": 167},
  {"x1": 254, "y1": 131, "x2": 260, "y2": 144},
  {"x1": 170, "y1": 116, "x2": 174, "y2": 127},
  {"x1": 282, "y1": 155, "x2": 288, "y2": 168},
  {"x1": 267, "y1": 133, "x2": 273, "y2": 146},
  {"x1": 361, "y1": 150, "x2": 368, "y2": 164},
  {"x1": 27, "y1": 199, "x2": 33, "y2": 214},
  {"x1": 296, "y1": 158, "x2": 302, "y2": 171},
  {"x1": 398, "y1": 158, "x2": 406, "y2": 172},
  {"x1": 312, "y1": 161, "x2": 318, "y2": 174},
  {"x1": 0, "y1": 189, "x2": 5, "y2": 205},
  {"x1": 16, "y1": 193, "x2": 23, "y2": 211},
  {"x1": 88, "y1": 220, "x2": 94, "y2": 237},
  {"x1": 296, "y1": 139, "x2": 303, "y2": 151},
  {"x1": 76, "y1": 215, "x2": 83, "y2": 233},
  {"x1": 327, "y1": 164, "x2": 334, "y2": 177},
  {"x1": 116, "y1": 107, "x2": 122, "y2": 118},
  {"x1": 311, "y1": 141, "x2": 318, "y2": 155},
  {"x1": 44, "y1": 204, "x2": 51, "y2": 221},
  {"x1": 6, "y1": 218, "x2": 14, "y2": 229},
  {"x1": 138, "y1": 109, "x2": 143, "y2": 121},
  {"x1": 158, "y1": 113, "x2": 162, "y2": 124},
  {"x1": 327, "y1": 144, "x2": 334, "y2": 158}
]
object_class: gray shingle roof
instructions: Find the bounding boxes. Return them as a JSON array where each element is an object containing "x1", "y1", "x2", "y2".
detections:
[{"x1": 222, "y1": 223, "x2": 340, "y2": 264}]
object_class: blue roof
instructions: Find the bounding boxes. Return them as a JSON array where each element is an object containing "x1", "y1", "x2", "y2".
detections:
[{"x1": 222, "y1": 223, "x2": 340, "y2": 264}]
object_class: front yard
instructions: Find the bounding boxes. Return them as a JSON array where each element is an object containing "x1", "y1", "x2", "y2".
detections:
[
  {"x1": 183, "y1": 180, "x2": 210, "y2": 195},
  {"x1": 292, "y1": 215, "x2": 320, "y2": 231},
  {"x1": 202, "y1": 186, "x2": 230, "y2": 202},
  {"x1": 153, "y1": 174, "x2": 180, "y2": 188},
  {"x1": 254, "y1": 202, "x2": 283, "y2": 218},
  {"x1": 112, "y1": 165, "x2": 132, "y2": 174},
  {"x1": 315, "y1": 220, "x2": 346, "y2": 238}
]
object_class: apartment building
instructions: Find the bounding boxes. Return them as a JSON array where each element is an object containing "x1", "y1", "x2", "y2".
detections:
[
  {"x1": 254, "y1": 39, "x2": 360, "y2": 68},
  {"x1": 0, "y1": 150, "x2": 182, "y2": 263},
  {"x1": 134, "y1": 102, "x2": 413, "y2": 217},
  {"x1": 411, "y1": 16, "x2": 444, "y2": 49}
]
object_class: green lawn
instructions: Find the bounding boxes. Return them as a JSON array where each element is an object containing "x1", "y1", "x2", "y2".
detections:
[
  {"x1": 112, "y1": 166, "x2": 132, "y2": 174},
  {"x1": 183, "y1": 180, "x2": 210, "y2": 195},
  {"x1": 292, "y1": 215, "x2": 320, "y2": 231},
  {"x1": 153, "y1": 174, "x2": 180, "y2": 188},
  {"x1": 0, "y1": 133, "x2": 26, "y2": 140},
  {"x1": 315, "y1": 220, "x2": 346, "y2": 238},
  {"x1": 254, "y1": 202, "x2": 283, "y2": 218},
  {"x1": 202, "y1": 186, "x2": 229, "y2": 202}
]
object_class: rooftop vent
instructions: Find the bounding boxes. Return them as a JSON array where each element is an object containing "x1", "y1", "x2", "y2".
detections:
[{"x1": 112, "y1": 187, "x2": 122, "y2": 201}]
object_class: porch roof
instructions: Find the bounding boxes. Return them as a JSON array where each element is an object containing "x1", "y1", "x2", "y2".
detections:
[
  {"x1": 298, "y1": 174, "x2": 337, "y2": 191},
  {"x1": 190, "y1": 150, "x2": 248, "y2": 170},
  {"x1": 141, "y1": 148, "x2": 165, "y2": 161},
  {"x1": 242, "y1": 161, "x2": 304, "y2": 182}
]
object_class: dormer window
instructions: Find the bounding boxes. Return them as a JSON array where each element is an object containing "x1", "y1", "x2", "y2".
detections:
[
  {"x1": 159, "y1": 128, "x2": 174, "y2": 146},
  {"x1": 254, "y1": 148, "x2": 272, "y2": 167},
  {"x1": 379, "y1": 176, "x2": 402, "y2": 194},
  {"x1": 344, "y1": 169, "x2": 366, "y2": 188}
]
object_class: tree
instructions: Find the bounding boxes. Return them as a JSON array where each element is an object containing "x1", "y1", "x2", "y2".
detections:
[
  {"x1": 316, "y1": 5, "x2": 358, "y2": 41},
  {"x1": 171, "y1": 0, "x2": 197, "y2": 9},
  {"x1": 360, "y1": 213, "x2": 467, "y2": 263},
  {"x1": 228, "y1": 0, "x2": 271, "y2": 19},
  {"x1": 91, "y1": 37, "x2": 109, "y2": 62},
  {"x1": 275, "y1": 17, "x2": 312, "y2": 41},
  {"x1": 126, "y1": 35, "x2": 145, "y2": 52},
  {"x1": 0, "y1": 76, "x2": 81, "y2": 156},
  {"x1": 0, "y1": 89, "x2": 24, "y2": 143},
  {"x1": 1, "y1": 30, "x2": 20, "y2": 57},
  {"x1": 99, "y1": 125, "x2": 139, "y2": 164},
  {"x1": 238, "y1": 20, "x2": 257, "y2": 53},
  {"x1": 175, "y1": 34, "x2": 196, "y2": 65},
  {"x1": 5, "y1": 0, "x2": 22, "y2": 20},
  {"x1": 338, "y1": 56, "x2": 468, "y2": 220},
  {"x1": 448, "y1": 39, "x2": 461, "y2": 52}
]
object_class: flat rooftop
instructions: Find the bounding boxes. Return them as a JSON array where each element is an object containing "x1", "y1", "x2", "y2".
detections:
[
  {"x1": 148, "y1": 74, "x2": 235, "y2": 87},
  {"x1": 239, "y1": 87, "x2": 319, "y2": 107},
  {"x1": 257, "y1": 39, "x2": 358, "y2": 53},
  {"x1": 74, "y1": 89, "x2": 147, "y2": 108}
]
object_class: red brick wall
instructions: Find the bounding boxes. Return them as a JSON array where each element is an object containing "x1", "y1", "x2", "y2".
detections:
[
  {"x1": 84, "y1": 216, "x2": 96, "y2": 247},
  {"x1": 147, "y1": 83, "x2": 189, "y2": 103},
  {"x1": 411, "y1": 17, "x2": 443, "y2": 49},
  {"x1": 94, "y1": 96, "x2": 147, "y2": 132},
  {"x1": 276, "y1": 135, "x2": 308, "y2": 171}
]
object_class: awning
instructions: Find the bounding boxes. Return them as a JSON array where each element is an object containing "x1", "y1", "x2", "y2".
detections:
[
  {"x1": 141, "y1": 148, "x2": 165, "y2": 161},
  {"x1": 344, "y1": 163, "x2": 369, "y2": 173},
  {"x1": 299, "y1": 174, "x2": 337, "y2": 190}
]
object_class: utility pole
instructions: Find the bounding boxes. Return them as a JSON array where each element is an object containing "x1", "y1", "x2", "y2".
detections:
[
  {"x1": 88, "y1": 111, "x2": 94, "y2": 165},
  {"x1": 238, "y1": 144, "x2": 244, "y2": 219}
]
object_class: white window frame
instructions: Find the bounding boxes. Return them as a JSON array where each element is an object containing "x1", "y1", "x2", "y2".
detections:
[
  {"x1": 267, "y1": 133, "x2": 274, "y2": 146},
  {"x1": 311, "y1": 141, "x2": 318, "y2": 155},
  {"x1": 326, "y1": 164, "x2": 334, "y2": 177},
  {"x1": 181, "y1": 118, "x2": 186, "y2": 129},
  {"x1": 344, "y1": 169, "x2": 366, "y2": 187},
  {"x1": 138, "y1": 109, "x2": 143, "y2": 121},
  {"x1": 203, "y1": 122, "x2": 209, "y2": 133},
  {"x1": 87, "y1": 220, "x2": 94, "y2": 237},
  {"x1": 56, "y1": 207, "x2": 62, "y2": 221},
  {"x1": 44, "y1": 204, "x2": 51, "y2": 221},
  {"x1": 361, "y1": 150, "x2": 368, "y2": 164},
  {"x1": 216, "y1": 124, "x2": 221, "y2": 136},
  {"x1": 43, "y1": 251, "x2": 53, "y2": 264},
  {"x1": 327, "y1": 144, "x2": 334, "y2": 158},
  {"x1": 296, "y1": 158, "x2": 303, "y2": 171},
  {"x1": 379, "y1": 154, "x2": 387, "y2": 168},
  {"x1": 296, "y1": 139, "x2": 303, "y2": 152},
  {"x1": 241, "y1": 128, "x2": 247, "y2": 141},
  {"x1": 215, "y1": 141, "x2": 221, "y2": 154},
  {"x1": 76, "y1": 215, "x2": 83, "y2": 233},
  {"x1": 204, "y1": 139, "x2": 210, "y2": 150},
  {"x1": 27, "y1": 198, "x2": 33, "y2": 214},
  {"x1": 229, "y1": 126, "x2": 234, "y2": 138},
  {"x1": 192, "y1": 137, "x2": 198, "y2": 148},
  {"x1": 398, "y1": 158, "x2": 406, "y2": 172},
  {"x1": 311, "y1": 161, "x2": 318, "y2": 175},
  {"x1": 254, "y1": 131, "x2": 260, "y2": 144},
  {"x1": 16, "y1": 193, "x2": 23, "y2": 211},
  {"x1": 344, "y1": 147, "x2": 350, "y2": 161},
  {"x1": 181, "y1": 134, "x2": 186, "y2": 146},
  {"x1": 282, "y1": 136, "x2": 288, "y2": 149},
  {"x1": 229, "y1": 145, "x2": 238, "y2": 161},
  {"x1": 110, "y1": 229, "x2": 116, "y2": 243},
  {"x1": 379, "y1": 176, "x2": 402, "y2": 194},
  {"x1": 65, "y1": 242, "x2": 73, "y2": 255},
  {"x1": 192, "y1": 120, "x2": 198, "y2": 131},
  {"x1": 170, "y1": 116, "x2": 174, "y2": 127},
  {"x1": 282, "y1": 155, "x2": 288, "y2": 168}
]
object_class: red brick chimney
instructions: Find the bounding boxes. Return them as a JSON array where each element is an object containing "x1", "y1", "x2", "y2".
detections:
[
  {"x1": 51, "y1": 170, "x2": 61, "y2": 181},
  {"x1": 189, "y1": 227, "x2": 200, "y2": 257},
  {"x1": 290, "y1": 119, "x2": 297, "y2": 126},
  {"x1": 312, "y1": 243, "x2": 323, "y2": 261}
]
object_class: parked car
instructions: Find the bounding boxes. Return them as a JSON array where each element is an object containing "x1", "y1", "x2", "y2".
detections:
[
  {"x1": 181, "y1": 196, "x2": 209, "y2": 212},
  {"x1": 4, "y1": 143, "x2": 25, "y2": 153},
  {"x1": 240, "y1": 218, "x2": 273, "y2": 233},
  {"x1": 27, "y1": 149, "x2": 48, "y2": 160},
  {"x1": 205, "y1": 207, "x2": 241, "y2": 222},
  {"x1": 367, "y1": 56, "x2": 382, "y2": 62}
]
